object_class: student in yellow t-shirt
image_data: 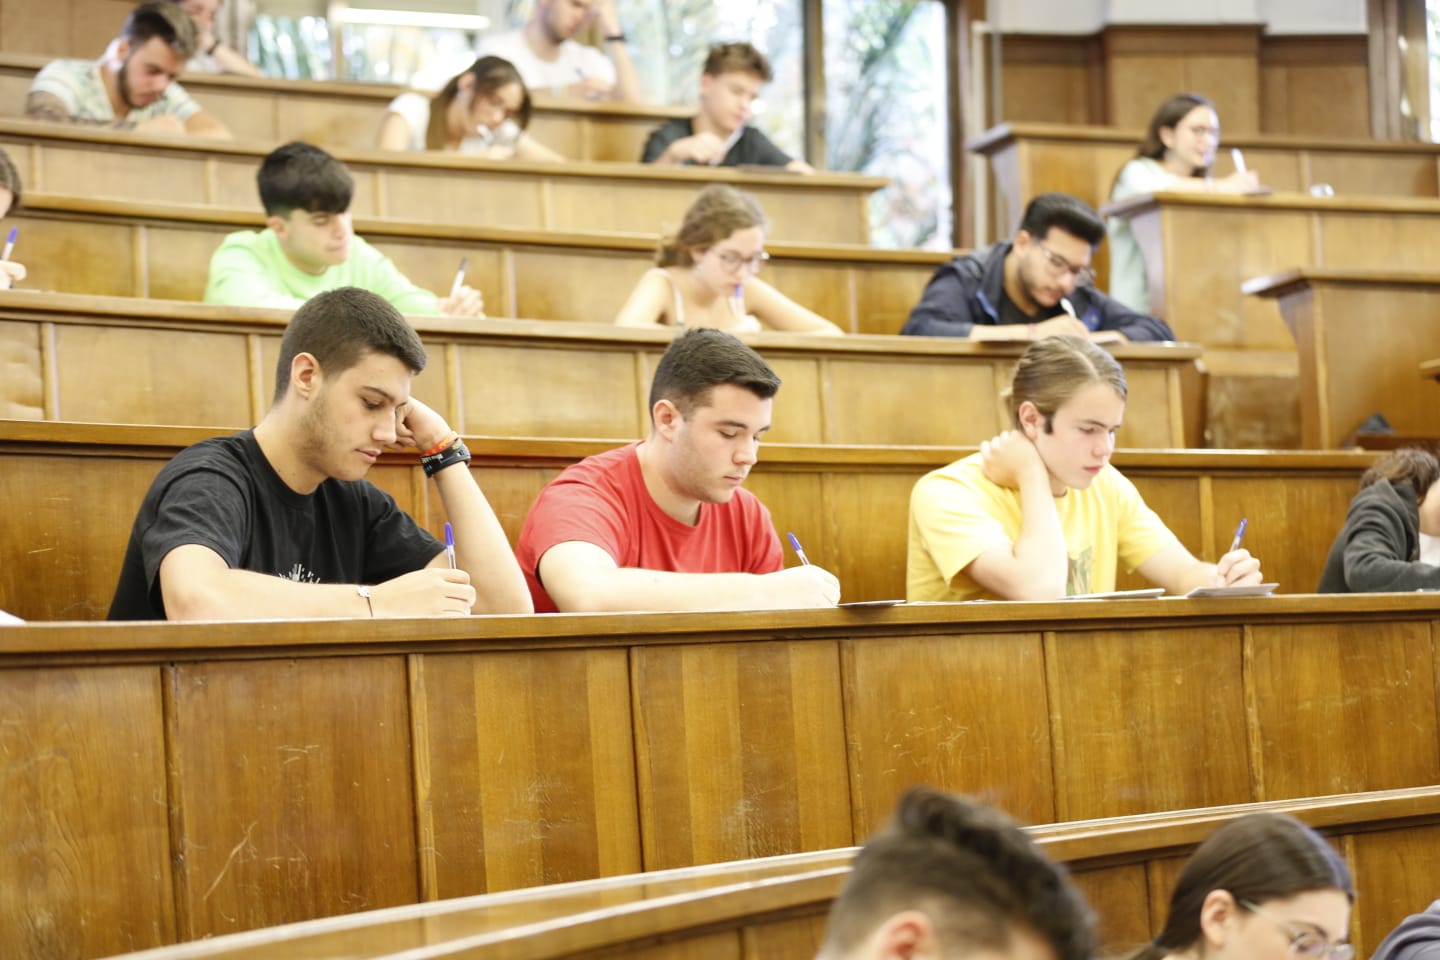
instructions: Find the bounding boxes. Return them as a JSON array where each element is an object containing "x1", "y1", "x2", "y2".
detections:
[{"x1": 907, "y1": 336, "x2": 1263, "y2": 602}]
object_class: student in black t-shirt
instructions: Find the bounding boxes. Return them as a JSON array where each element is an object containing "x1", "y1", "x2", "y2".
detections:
[
  {"x1": 640, "y1": 42, "x2": 813, "y2": 174},
  {"x1": 107, "y1": 287, "x2": 532, "y2": 620}
]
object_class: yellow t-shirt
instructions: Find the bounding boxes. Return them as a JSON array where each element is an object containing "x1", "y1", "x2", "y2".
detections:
[{"x1": 907, "y1": 453, "x2": 1181, "y2": 602}]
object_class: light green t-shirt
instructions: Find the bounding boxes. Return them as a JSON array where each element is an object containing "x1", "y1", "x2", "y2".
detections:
[
  {"x1": 203, "y1": 229, "x2": 439, "y2": 315},
  {"x1": 906, "y1": 452, "x2": 1180, "y2": 602}
]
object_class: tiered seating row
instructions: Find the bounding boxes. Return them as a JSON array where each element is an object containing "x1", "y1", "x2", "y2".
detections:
[
  {"x1": 5, "y1": 196, "x2": 948, "y2": 334},
  {"x1": 5, "y1": 601, "x2": 1440, "y2": 956}
]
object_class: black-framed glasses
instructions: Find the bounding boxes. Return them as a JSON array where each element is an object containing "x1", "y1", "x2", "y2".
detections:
[
  {"x1": 711, "y1": 249, "x2": 770, "y2": 271},
  {"x1": 1036, "y1": 244, "x2": 1095, "y2": 286},
  {"x1": 1239, "y1": 899, "x2": 1354, "y2": 960}
]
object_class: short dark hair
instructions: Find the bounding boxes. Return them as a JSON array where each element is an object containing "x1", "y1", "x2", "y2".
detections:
[
  {"x1": 122, "y1": 1, "x2": 197, "y2": 59},
  {"x1": 818, "y1": 787, "x2": 1097, "y2": 960},
  {"x1": 1124, "y1": 813, "x2": 1354, "y2": 960},
  {"x1": 1138, "y1": 93, "x2": 1217, "y2": 175},
  {"x1": 647, "y1": 328, "x2": 781, "y2": 420},
  {"x1": 257, "y1": 142, "x2": 354, "y2": 218},
  {"x1": 702, "y1": 42, "x2": 773, "y2": 82},
  {"x1": 1360, "y1": 448, "x2": 1440, "y2": 503},
  {"x1": 273, "y1": 287, "x2": 427, "y2": 402},
  {"x1": 1018, "y1": 192, "x2": 1105, "y2": 248},
  {"x1": 0, "y1": 147, "x2": 21, "y2": 210}
]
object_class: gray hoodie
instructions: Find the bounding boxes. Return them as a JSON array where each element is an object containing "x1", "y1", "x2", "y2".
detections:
[{"x1": 1371, "y1": 901, "x2": 1440, "y2": 960}]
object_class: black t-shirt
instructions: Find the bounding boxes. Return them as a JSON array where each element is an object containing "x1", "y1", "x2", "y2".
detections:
[
  {"x1": 640, "y1": 118, "x2": 793, "y2": 167},
  {"x1": 998, "y1": 291, "x2": 1036, "y2": 327},
  {"x1": 107, "y1": 430, "x2": 441, "y2": 620}
]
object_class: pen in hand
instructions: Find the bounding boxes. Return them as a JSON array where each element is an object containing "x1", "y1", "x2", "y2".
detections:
[
  {"x1": 787, "y1": 531, "x2": 810, "y2": 566},
  {"x1": 449, "y1": 257, "x2": 468, "y2": 299},
  {"x1": 444, "y1": 521, "x2": 457, "y2": 569},
  {"x1": 1228, "y1": 517, "x2": 1248, "y2": 554},
  {"x1": 1231, "y1": 148, "x2": 1248, "y2": 176},
  {"x1": 1, "y1": 226, "x2": 16, "y2": 262}
]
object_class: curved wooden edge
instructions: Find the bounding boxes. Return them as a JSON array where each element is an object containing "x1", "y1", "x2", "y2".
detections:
[
  {"x1": 16, "y1": 193, "x2": 949, "y2": 263},
  {"x1": 0, "y1": 118, "x2": 888, "y2": 190},
  {"x1": 1245, "y1": 268, "x2": 1440, "y2": 298},
  {"x1": 1100, "y1": 190, "x2": 1440, "y2": 219},
  {"x1": 970, "y1": 121, "x2": 1440, "y2": 156},
  {"x1": 99, "y1": 788, "x2": 1440, "y2": 959}
]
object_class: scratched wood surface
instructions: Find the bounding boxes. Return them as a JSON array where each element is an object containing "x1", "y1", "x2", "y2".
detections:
[
  {"x1": 0, "y1": 422, "x2": 1374, "y2": 621},
  {"x1": 51, "y1": 788, "x2": 1440, "y2": 959}
]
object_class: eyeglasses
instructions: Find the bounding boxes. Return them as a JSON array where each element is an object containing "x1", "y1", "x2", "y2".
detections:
[
  {"x1": 1036, "y1": 244, "x2": 1095, "y2": 286},
  {"x1": 1239, "y1": 899, "x2": 1354, "y2": 960},
  {"x1": 711, "y1": 249, "x2": 770, "y2": 271}
]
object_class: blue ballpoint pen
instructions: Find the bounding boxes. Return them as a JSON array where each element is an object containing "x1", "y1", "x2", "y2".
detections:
[
  {"x1": 444, "y1": 522, "x2": 456, "y2": 569},
  {"x1": 1228, "y1": 518, "x2": 1248, "y2": 553},
  {"x1": 787, "y1": 531, "x2": 810, "y2": 566}
]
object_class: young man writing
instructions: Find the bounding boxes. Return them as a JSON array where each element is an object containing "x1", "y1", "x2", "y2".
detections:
[
  {"x1": 641, "y1": 42, "x2": 813, "y2": 173},
  {"x1": 902, "y1": 192, "x2": 1171, "y2": 343},
  {"x1": 204, "y1": 142, "x2": 484, "y2": 317},
  {"x1": 515, "y1": 328, "x2": 839, "y2": 612},
  {"x1": 815, "y1": 787, "x2": 1097, "y2": 960},
  {"x1": 26, "y1": 1, "x2": 232, "y2": 139},
  {"x1": 108, "y1": 287, "x2": 530, "y2": 620}
]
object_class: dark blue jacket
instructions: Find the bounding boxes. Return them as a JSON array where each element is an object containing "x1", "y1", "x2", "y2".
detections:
[{"x1": 900, "y1": 241, "x2": 1174, "y2": 342}]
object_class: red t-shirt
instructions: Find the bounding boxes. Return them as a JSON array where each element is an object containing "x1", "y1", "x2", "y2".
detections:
[{"x1": 516, "y1": 442, "x2": 784, "y2": 612}]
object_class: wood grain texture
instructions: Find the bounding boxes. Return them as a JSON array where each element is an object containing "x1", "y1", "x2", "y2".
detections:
[{"x1": 167, "y1": 657, "x2": 420, "y2": 939}]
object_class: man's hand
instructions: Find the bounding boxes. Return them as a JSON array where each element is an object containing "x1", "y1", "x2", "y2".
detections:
[
  {"x1": 1214, "y1": 548, "x2": 1263, "y2": 587},
  {"x1": 135, "y1": 114, "x2": 186, "y2": 136},
  {"x1": 437, "y1": 284, "x2": 485, "y2": 318},
  {"x1": 759, "y1": 565, "x2": 841, "y2": 609},
  {"x1": 1033, "y1": 314, "x2": 1089, "y2": 338},
  {"x1": 395, "y1": 396, "x2": 455, "y2": 455},
  {"x1": 980, "y1": 430, "x2": 1049, "y2": 491},
  {"x1": 564, "y1": 76, "x2": 615, "y2": 100},
  {"x1": 662, "y1": 132, "x2": 727, "y2": 165},
  {"x1": 371, "y1": 567, "x2": 476, "y2": 617},
  {"x1": 0, "y1": 260, "x2": 26, "y2": 290}
]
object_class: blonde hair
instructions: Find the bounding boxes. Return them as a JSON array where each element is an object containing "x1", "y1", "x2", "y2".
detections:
[
  {"x1": 1004, "y1": 336, "x2": 1127, "y2": 429},
  {"x1": 655, "y1": 184, "x2": 767, "y2": 267}
]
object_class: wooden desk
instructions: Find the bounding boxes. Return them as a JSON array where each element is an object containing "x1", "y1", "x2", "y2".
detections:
[
  {"x1": 0, "y1": 291, "x2": 1199, "y2": 445},
  {"x1": 0, "y1": 420, "x2": 1370, "y2": 621},
  {"x1": 1244, "y1": 269, "x2": 1440, "y2": 446},
  {"x1": 4, "y1": 601, "x2": 1440, "y2": 956},
  {"x1": 0, "y1": 51, "x2": 694, "y2": 162},
  {"x1": 0, "y1": 119, "x2": 885, "y2": 243},
  {"x1": 972, "y1": 121, "x2": 1440, "y2": 238},
  {"x1": 5, "y1": 195, "x2": 947, "y2": 334},
  {"x1": 70, "y1": 790, "x2": 1440, "y2": 960}
]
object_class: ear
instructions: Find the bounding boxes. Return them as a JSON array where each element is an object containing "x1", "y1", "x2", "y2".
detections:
[
  {"x1": 289, "y1": 352, "x2": 323, "y2": 401},
  {"x1": 699, "y1": 72, "x2": 715, "y2": 98},
  {"x1": 111, "y1": 38, "x2": 131, "y2": 64},
  {"x1": 1013, "y1": 228, "x2": 1034, "y2": 251},
  {"x1": 1198, "y1": 889, "x2": 1241, "y2": 951},
  {"x1": 651, "y1": 398, "x2": 683, "y2": 439},
  {"x1": 457, "y1": 73, "x2": 475, "y2": 97},
  {"x1": 1159, "y1": 126, "x2": 1176, "y2": 151},
  {"x1": 266, "y1": 213, "x2": 289, "y2": 240},
  {"x1": 1017, "y1": 400, "x2": 1043, "y2": 439},
  {"x1": 866, "y1": 910, "x2": 938, "y2": 960}
]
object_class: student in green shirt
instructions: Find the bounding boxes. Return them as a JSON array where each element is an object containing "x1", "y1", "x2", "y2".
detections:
[{"x1": 204, "y1": 142, "x2": 484, "y2": 317}]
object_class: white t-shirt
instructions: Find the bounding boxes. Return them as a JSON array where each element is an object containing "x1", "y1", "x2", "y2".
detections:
[
  {"x1": 384, "y1": 91, "x2": 522, "y2": 155},
  {"x1": 1421, "y1": 533, "x2": 1440, "y2": 566},
  {"x1": 1107, "y1": 156, "x2": 1176, "y2": 314},
  {"x1": 29, "y1": 57, "x2": 202, "y2": 124},
  {"x1": 476, "y1": 29, "x2": 615, "y2": 93}
]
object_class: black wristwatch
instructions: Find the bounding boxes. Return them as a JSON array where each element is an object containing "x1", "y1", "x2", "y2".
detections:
[{"x1": 604, "y1": 32, "x2": 627, "y2": 44}]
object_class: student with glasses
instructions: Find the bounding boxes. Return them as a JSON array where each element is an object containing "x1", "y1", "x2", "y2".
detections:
[
  {"x1": 1109, "y1": 93, "x2": 1264, "y2": 313},
  {"x1": 1125, "y1": 813, "x2": 1354, "y2": 960},
  {"x1": 902, "y1": 192, "x2": 1173, "y2": 343},
  {"x1": 614, "y1": 184, "x2": 844, "y2": 335}
]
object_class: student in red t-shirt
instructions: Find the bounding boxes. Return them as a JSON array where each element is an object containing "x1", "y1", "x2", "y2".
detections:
[{"x1": 515, "y1": 328, "x2": 840, "y2": 612}]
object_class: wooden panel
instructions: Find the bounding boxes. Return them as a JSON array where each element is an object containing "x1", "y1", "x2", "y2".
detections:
[
  {"x1": 817, "y1": 470, "x2": 916, "y2": 602},
  {"x1": 1046, "y1": 626, "x2": 1252, "y2": 820},
  {"x1": 1119, "y1": 473, "x2": 1204, "y2": 589},
  {"x1": 852, "y1": 262, "x2": 936, "y2": 336},
  {"x1": 145, "y1": 224, "x2": 243, "y2": 301},
  {"x1": 1249, "y1": 621, "x2": 1440, "y2": 799},
  {"x1": 0, "y1": 0, "x2": 124, "y2": 58},
  {"x1": 0, "y1": 318, "x2": 43, "y2": 419},
  {"x1": 455, "y1": 343, "x2": 644, "y2": 439},
  {"x1": 0, "y1": 665, "x2": 173, "y2": 958},
  {"x1": 1070, "y1": 863, "x2": 1152, "y2": 952},
  {"x1": 7, "y1": 212, "x2": 136, "y2": 297},
  {"x1": 168, "y1": 657, "x2": 419, "y2": 939},
  {"x1": 1349, "y1": 824, "x2": 1440, "y2": 959},
  {"x1": 823, "y1": 356, "x2": 1001, "y2": 446},
  {"x1": 631, "y1": 641, "x2": 853, "y2": 870},
  {"x1": 841, "y1": 632, "x2": 1056, "y2": 836},
  {"x1": 1259, "y1": 37, "x2": 1371, "y2": 139},
  {"x1": 413, "y1": 649, "x2": 641, "y2": 896},
  {"x1": 762, "y1": 355, "x2": 822, "y2": 445},
  {"x1": 369, "y1": 239, "x2": 504, "y2": 317},
  {"x1": 742, "y1": 911, "x2": 830, "y2": 960},
  {"x1": 53, "y1": 324, "x2": 252, "y2": 426},
  {"x1": 1208, "y1": 472, "x2": 1356, "y2": 593},
  {"x1": 1102, "y1": 27, "x2": 1262, "y2": 135},
  {"x1": 513, "y1": 247, "x2": 637, "y2": 325}
]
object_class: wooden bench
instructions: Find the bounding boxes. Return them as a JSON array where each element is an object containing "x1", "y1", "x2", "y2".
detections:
[
  {"x1": 5, "y1": 195, "x2": 949, "y2": 334},
  {"x1": 1244, "y1": 269, "x2": 1440, "y2": 447},
  {"x1": 0, "y1": 51, "x2": 690, "y2": 162},
  {"x1": 0, "y1": 291, "x2": 1201, "y2": 445},
  {"x1": 65, "y1": 789, "x2": 1440, "y2": 960},
  {"x1": 5, "y1": 601, "x2": 1440, "y2": 955},
  {"x1": 0, "y1": 420, "x2": 1370, "y2": 620},
  {"x1": 0, "y1": 119, "x2": 885, "y2": 243}
]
